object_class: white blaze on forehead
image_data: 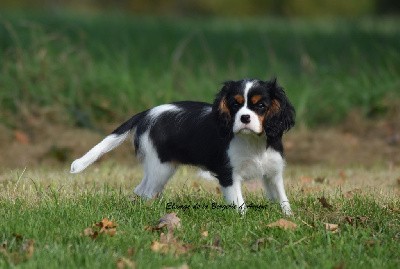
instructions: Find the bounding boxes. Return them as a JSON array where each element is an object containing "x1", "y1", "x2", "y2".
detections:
[
  {"x1": 243, "y1": 81, "x2": 254, "y2": 102},
  {"x1": 232, "y1": 80, "x2": 263, "y2": 134}
]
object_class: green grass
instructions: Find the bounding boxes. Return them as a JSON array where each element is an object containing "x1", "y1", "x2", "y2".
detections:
[
  {"x1": 1, "y1": 165, "x2": 399, "y2": 268},
  {"x1": 0, "y1": 11, "x2": 399, "y2": 129}
]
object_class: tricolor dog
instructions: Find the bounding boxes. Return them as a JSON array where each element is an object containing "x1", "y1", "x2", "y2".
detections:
[{"x1": 71, "y1": 78, "x2": 295, "y2": 215}]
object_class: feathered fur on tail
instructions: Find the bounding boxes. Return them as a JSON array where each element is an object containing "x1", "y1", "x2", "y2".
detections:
[{"x1": 70, "y1": 112, "x2": 144, "y2": 173}]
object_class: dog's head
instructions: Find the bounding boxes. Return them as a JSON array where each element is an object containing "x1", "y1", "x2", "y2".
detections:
[{"x1": 213, "y1": 78, "x2": 295, "y2": 137}]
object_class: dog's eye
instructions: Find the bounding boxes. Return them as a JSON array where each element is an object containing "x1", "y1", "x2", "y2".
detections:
[
  {"x1": 256, "y1": 103, "x2": 266, "y2": 109},
  {"x1": 233, "y1": 101, "x2": 241, "y2": 107}
]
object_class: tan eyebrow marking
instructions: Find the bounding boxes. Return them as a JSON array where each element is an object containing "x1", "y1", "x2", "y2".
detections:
[
  {"x1": 233, "y1": 95, "x2": 244, "y2": 104},
  {"x1": 251, "y1": 95, "x2": 262, "y2": 104}
]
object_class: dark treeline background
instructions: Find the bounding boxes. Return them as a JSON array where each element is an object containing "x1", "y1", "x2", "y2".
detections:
[{"x1": 1, "y1": 0, "x2": 400, "y2": 17}]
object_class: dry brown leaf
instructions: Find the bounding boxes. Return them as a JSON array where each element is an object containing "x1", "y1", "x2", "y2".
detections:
[
  {"x1": 325, "y1": 223, "x2": 339, "y2": 233},
  {"x1": 127, "y1": 247, "x2": 135, "y2": 257},
  {"x1": 339, "y1": 170, "x2": 347, "y2": 180},
  {"x1": 147, "y1": 213, "x2": 181, "y2": 232},
  {"x1": 345, "y1": 216, "x2": 369, "y2": 227},
  {"x1": 158, "y1": 213, "x2": 181, "y2": 230},
  {"x1": 95, "y1": 218, "x2": 117, "y2": 236},
  {"x1": 301, "y1": 186, "x2": 322, "y2": 194},
  {"x1": 266, "y1": 219, "x2": 297, "y2": 230},
  {"x1": 212, "y1": 234, "x2": 221, "y2": 248},
  {"x1": 201, "y1": 234, "x2": 224, "y2": 254},
  {"x1": 83, "y1": 218, "x2": 117, "y2": 239},
  {"x1": 151, "y1": 231, "x2": 191, "y2": 256},
  {"x1": 300, "y1": 176, "x2": 313, "y2": 185},
  {"x1": 344, "y1": 188, "x2": 362, "y2": 198},
  {"x1": 116, "y1": 257, "x2": 136, "y2": 269},
  {"x1": 150, "y1": 240, "x2": 169, "y2": 254},
  {"x1": 344, "y1": 216, "x2": 355, "y2": 225},
  {"x1": 318, "y1": 196, "x2": 333, "y2": 209},
  {"x1": 201, "y1": 231, "x2": 208, "y2": 237},
  {"x1": 14, "y1": 130, "x2": 30, "y2": 144},
  {"x1": 364, "y1": 239, "x2": 379, "y2": 247},
  {"x1": 0, "y1": 237, "x2": 35, "y2": 265}
]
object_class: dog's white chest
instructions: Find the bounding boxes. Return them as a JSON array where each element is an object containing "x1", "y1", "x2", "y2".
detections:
[{"x1": 227, "y1": 135, "x2": 271, "y2": 180}]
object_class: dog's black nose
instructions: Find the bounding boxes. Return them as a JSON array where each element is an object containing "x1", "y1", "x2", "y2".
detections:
[{"x1": 240, "y1": 114, "x2": 251, "y2": 124}]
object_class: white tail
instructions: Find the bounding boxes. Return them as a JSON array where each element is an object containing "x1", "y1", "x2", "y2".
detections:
[{"x1": 70, "y1": 132, "x2": 130, "y2": 173}]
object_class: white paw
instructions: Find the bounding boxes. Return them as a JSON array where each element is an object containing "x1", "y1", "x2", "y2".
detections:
[{"x1": 281, "y1": 201, "x2": 293, "y2": 216}]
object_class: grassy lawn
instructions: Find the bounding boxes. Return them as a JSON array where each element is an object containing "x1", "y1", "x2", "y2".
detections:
[{"x1": 1, "y1": 165, "x2": 399, "y2": 268}]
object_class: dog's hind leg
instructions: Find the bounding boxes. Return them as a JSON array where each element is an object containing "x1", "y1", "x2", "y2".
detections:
[
  {"x1": 134, "y1": 162, "x2": 176, "y2": 199},
  {"x1": 133, "y1": 132, "x2": 176, "y2": 199}
]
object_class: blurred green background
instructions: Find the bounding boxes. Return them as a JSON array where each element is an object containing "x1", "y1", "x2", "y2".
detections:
[{"x1": 0, "y1": 0, "x2": 399, "y2": 131}]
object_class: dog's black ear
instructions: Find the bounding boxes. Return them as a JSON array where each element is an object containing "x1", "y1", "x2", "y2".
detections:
[
  {"x1": 212, "y1": 81, "x2": 233, "y2": 127},
  {"x1": 264, "y1": 78, "x2": 295, "y2": 137}
]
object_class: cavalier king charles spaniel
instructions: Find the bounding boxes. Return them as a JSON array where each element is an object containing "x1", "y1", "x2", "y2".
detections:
[{"x1": 71, "y1": 78, "x2": 295, "y2": 215}]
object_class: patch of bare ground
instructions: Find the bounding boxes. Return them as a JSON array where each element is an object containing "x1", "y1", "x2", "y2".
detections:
[{"x1": 0, "y1": 110, "x2": 399, "y2": 194}]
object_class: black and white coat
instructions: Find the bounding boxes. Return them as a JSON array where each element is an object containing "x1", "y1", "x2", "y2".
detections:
[{"x1": 71, "y1": 78, "x2": 295, "y2": 215}]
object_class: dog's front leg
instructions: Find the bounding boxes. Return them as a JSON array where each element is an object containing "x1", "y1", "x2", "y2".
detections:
[
  {"x1": 263, "y1": 150, "x2": 292, "y2": 216},
  {"x1": 221, "y1": 178, "x2": 246, "y2": 214},
  {"x1": 263, "y1": 173, "x2": 292, "y2": 216}
]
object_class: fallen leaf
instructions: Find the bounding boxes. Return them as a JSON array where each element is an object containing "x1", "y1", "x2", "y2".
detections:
[
  {"x1": 344, "y1": 188, "x2": 362, "y2": 198},
  {"x1": 127, "y1": 247, "x2": 135, "y2": 256},
  {"x1": 83, "y1": 218, "x2": 117, "y2": 239},
  {"x1": 146, "y1": 213, "x2": 181, "y2": 232},
  {"x1": 300, "y1": 176, "x2": 313, "y2": 185},
  {"x1": 266, "y1": 219, "x2": 297, "y2": 230},
  {"x1": 151, "y1": 232, "x2": 191, "y2": 256},
  {"x1": 95, "y1": 218, "x2": 117, "y2": 236},
  {"x1": 212, "y1": 234, "x2": 221, "y2": 248},
  {"x1": 13, "y1": 233, "x2": 23, "y2": 242},
  {"x1": 14, "y1": 130, "x2": 30, "y2": 144},
  {"x1": 22, "y1": 240, "x2": 35, "y2": 259},
  {"x1": 325, "y1": 223, "x2": 339, "y2": 233},
  {"x1": 150, "y1": 240, "x2": 169, "y2": 254},
  {"x1": 116, "y1": 257, "x2": 136, "y2": 269},
  {"x1": 0, "y1": 236, "x2": 35, "y2": 265},
  {"x1": 364, "y1": 239, "x2": 379, "y2": 247},
  {"x1": 314, "y1": 177, "x2": 326, "y2": 183},
  {"x1": 357, "y1": 216, "x2": 368, "y2": 224},
  {"x1": 201, "y1": 234, "x2": 224, "y2": 254},
  {"x1": 344, "y1": 216, "x2": 368, "y2": 227},
  {"x1": 318, "y1": 196, "x2": 333, "y2": 209},
  {"x1": 301, "y1": 186, "x2": 322, "y2": 194},
  {"x1": 344, "y1": 216, "x2": 354, "y2": 225}
]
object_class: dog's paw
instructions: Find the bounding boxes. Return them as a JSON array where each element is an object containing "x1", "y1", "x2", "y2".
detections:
[{"x1": 281, "y1": 201, "x2": 293, "y2": 216}]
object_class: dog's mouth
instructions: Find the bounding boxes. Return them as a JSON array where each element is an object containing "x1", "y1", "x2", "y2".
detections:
[{"x1": 236, "y1": 127, "x2": 263, "y2": 135}]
